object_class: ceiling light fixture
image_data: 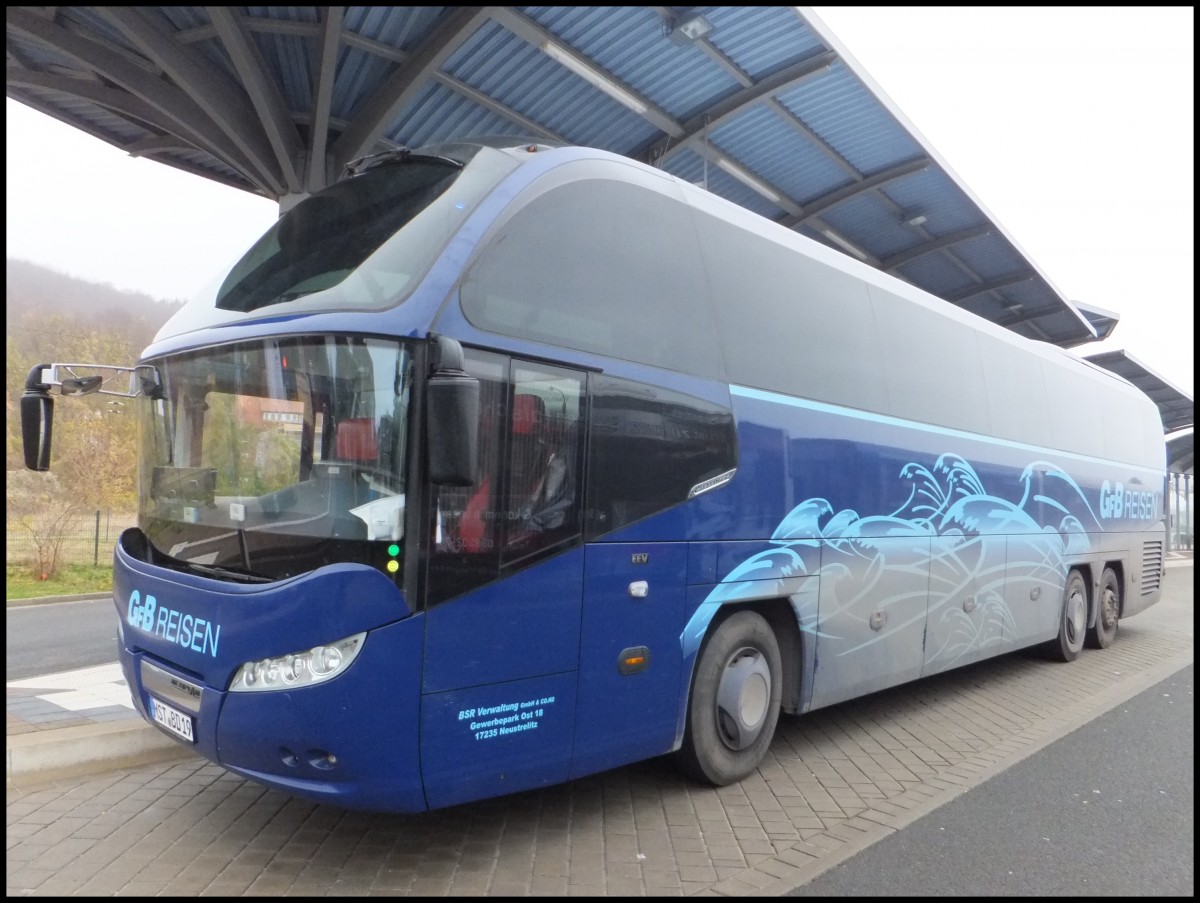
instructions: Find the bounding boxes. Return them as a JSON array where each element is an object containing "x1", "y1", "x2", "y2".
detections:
[
  {"x1": 669, "y1": 13, "x2": 713, "y2": 45},
  {"x1": 714, "y1": 157, "x2": 782, "y2": 204},
  {"x1": 821, "y1": 227, "x2": 869, "y2": 261},
  {"x1": 540, "y1": 40, "x2": 649, "y2": 116}
]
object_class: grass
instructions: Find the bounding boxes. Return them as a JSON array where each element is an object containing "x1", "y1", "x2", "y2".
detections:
[{"x1": 6, "y1": 564, "x2": 114, "y2": 600}]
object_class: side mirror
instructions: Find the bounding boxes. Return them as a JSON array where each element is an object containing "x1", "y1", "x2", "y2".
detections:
[
  {"x1": 21, "y1": 364, "x2": 54, "y2": 471},
  {"x1": 426, "y1": 336, "x2": 479, "y2": 486},
  {"x1": 60, "y1": 375, "x2": 104, "y2": 396}
]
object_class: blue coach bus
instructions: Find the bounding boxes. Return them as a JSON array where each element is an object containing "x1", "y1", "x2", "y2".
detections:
[{"x1": 22, "y1": 139, "x2": 1167, "y2": 812}]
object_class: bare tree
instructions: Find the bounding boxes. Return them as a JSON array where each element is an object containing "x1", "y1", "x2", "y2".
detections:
[{"x1": 6, "y1": 470, "x2": 81, "y2": 579}]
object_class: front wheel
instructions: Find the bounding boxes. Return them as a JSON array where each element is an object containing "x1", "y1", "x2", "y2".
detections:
[
  {"x1": 1087, "y1": 567, "x2": 1120, "y2": 649},
  {"x1": 677, "y1": 610, "x2": 782, "y2": 786},
  {"x1": 1051, "y1": 569, "x2": 1088, "y2": 662}
]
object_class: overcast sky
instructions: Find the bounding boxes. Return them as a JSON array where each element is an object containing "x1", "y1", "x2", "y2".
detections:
[
  {"x1": 5, "y1": 6, "x2": 1193, "y2": 397},
  {"x1": 808, "y1": 6, "x2": 1193, "y2": 397}
]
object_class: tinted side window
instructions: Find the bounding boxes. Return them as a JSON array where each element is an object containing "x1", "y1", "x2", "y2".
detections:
[
  {"x1": 868, "y1": 284, "x2": 990, "y2": 435},
  {"x1": 586, "y1": 376, "x2": 736, "y2": 539},
  {"x1": 689, "y1": 202, "x2": 888, "y2": 415},
  {"x1": 459, "y1": 179, "x2": 724, "y2": 380},
  {"x1": 428, "y1": 352, "x2": 585, "y2": 604}
]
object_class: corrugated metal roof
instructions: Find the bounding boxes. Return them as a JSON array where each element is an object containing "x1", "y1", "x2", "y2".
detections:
[
  {"x1": 1084, "y1": 350, "x2": 1194, "y2": 435},
  {"x1": 5, "y1": 5, "x2": 1105, "y2": 347},
  {"x1": 1165, "y1": 432, "x2": 1193, "y2": 475}
]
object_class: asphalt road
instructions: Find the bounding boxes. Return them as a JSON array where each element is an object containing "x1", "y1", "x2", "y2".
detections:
[
  {"x1": 5, "y1": 595, "x2": 119, "y2": 681},
  {"x1": 789, "y1": 663, "x2": 1195, "y2": 896}
]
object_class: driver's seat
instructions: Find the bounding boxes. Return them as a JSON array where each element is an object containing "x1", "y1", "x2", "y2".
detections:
[{"x1": 335, "y1": 418, "x2": 378, "y2": 462}]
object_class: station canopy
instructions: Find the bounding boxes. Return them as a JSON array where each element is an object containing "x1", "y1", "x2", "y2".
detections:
[
  {"x1": 1084, "y1": 350, "x2": 1195, "y2": 436},
  {"x1": 1165, "y1": 432, "x2": 1193, "y2": 476},
  {"x1": 7, "y1": 6, "x2": 1113, "y2": 347}
]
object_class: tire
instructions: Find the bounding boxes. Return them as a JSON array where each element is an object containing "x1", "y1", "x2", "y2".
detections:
[
  {"x1": 1087, "y1": 566, "x2": 1120, "y2": 649},
  {"x1": 677, "y1": 610, "x2": 782, "y2": 786},
  {"x1": 1051, "y1": 569, "x2": 1088, "y2": 662}
]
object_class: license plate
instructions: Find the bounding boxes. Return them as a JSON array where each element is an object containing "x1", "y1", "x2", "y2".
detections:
[{"x1": 149, "y1": 696, "x2": 195, "y2": 743}]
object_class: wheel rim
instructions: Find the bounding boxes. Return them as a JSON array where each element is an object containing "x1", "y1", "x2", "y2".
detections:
[
  {"x1": 714, "y1": 646, "x2": 771, "y2": 751},
  {"x1": 1100, "y1": 583, "x2": 1119, "y2": 631},
  {"x1": 1065, "y1": 584, "x2": 1087, "y2": 649}
]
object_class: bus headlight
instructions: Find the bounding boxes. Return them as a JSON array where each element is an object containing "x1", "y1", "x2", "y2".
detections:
[{"x1": 229, "y1": 632, "x2": 366, "y2": 692}]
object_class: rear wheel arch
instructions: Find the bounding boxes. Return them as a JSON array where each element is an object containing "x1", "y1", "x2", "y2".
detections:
[
  {"x1": 753, "y1": 599, "x2": 804, "y2": 715},
  {"x1": 684, "y1": 599, "x2": 803, "y2": 713}
]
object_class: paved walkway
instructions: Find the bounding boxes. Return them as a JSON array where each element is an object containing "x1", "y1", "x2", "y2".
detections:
[
  {"x1": 6, "y1": 557, "x2": 1193, "y2": 896},
  {"x1": 8, "y1": 663, "x2": 140, "y2": 737}
]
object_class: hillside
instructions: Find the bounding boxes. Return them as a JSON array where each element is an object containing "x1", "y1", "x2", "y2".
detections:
[
  {"x1": 5, "y1": 258, "x2": 185, "y2": 483},
  {"x1": 6, "y1": 257, "x2": 184, "y2": 356}
]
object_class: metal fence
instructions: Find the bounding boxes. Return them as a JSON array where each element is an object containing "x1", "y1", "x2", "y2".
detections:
[{"x1": 6, "y1": 509, "x2": 137, "y2": 570}]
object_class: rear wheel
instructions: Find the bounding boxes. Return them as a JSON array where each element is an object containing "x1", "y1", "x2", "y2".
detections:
[
  {"x1": 677, "y1": 610, "x2": 782, "y2": 786},
  {"x1": 1052, "y1": 569, "x2": 1088, "y2": 662},
  {"x1": 1087, "y1": 567, "x2": 1120, "y2": 649}
]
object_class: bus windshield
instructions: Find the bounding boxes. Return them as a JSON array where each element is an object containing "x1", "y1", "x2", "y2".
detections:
[
  {"x1": 136, "y1": 335, "x2": 413, "y2": 584},
  {"x1": 210, "y1": 148, "x2": 518, "y2": 317}
]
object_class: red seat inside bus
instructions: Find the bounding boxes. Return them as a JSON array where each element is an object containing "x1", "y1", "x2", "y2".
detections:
[
  {"x1": 335, "y1": 417, "x2": 378, "y2": 462},
  {"x1": 458, "y1": 394, "x2": 552, "y2": 553}
]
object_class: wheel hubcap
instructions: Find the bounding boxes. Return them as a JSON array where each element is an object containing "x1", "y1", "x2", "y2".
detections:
[
  {"x1": 715, "y1": 647, "x2": 771, "y2": 751},
  {"x1": 1066, "y1": 587, "x2": 1086, "y2": 647}
]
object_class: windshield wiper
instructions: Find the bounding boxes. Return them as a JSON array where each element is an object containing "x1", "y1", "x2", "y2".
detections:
[
  {"x1": 186, "y1": 561, "x2": 273, "y2": 584},
  {"x1": 343, "y1": 148, "x2": 463, "y2": 176}
]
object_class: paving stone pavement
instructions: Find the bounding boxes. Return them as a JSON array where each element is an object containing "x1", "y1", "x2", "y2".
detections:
[
  {"x1": 8, "y1": 663, "x2": 139, "y2": 735},
  {"x1": 6, "y1": 562, "x2": 1192, "y2": 896}
]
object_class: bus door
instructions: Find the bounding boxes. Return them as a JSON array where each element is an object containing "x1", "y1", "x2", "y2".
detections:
[
  {"x1": 419, "y1": 355, "x2": 587, "y2": 810},
  {"x1": 567, "y1": 373, "x2": 739, "y2": 777},
  {"x1": 571, "y1": 542, "x2": 689, "y2": 779}
]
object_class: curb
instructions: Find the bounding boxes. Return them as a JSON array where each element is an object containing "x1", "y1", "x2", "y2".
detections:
[
  {"x1": 7, "y1": 592, "x2": 113, "y2": 608},
  {"x1": 6, "y1": 720, "x2": 195, "y2": 788}
]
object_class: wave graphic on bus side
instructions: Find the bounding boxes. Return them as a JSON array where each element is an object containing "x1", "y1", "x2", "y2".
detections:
[{"x1": 682, "y1": 453, "x2": 1100, "y2": 673}]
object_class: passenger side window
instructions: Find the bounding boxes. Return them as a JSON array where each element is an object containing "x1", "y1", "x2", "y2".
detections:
[
  {"x1": 586, "y1": 375, "x2": 737, "y2": 539},
  {"x1": 428, "y1": 353, "x2": 585, "y2": 604},
  {"x1": 458, "y1": 179, "x2": 724, "y2": 380}
]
